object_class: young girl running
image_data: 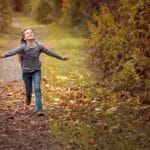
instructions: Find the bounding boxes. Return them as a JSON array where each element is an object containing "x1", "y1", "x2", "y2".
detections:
[{"x1": 0, "y1": 28, "x2": 69, "y2": 116}]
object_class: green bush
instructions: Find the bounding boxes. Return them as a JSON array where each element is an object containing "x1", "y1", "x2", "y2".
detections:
[{"x1": 112, "y1": 60, "x2": 140, "y2": 91}]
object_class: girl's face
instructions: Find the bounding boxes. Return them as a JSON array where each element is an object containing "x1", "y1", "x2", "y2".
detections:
[{"x1": 23, "y1": 29, "x2": 35, "y2": 41}]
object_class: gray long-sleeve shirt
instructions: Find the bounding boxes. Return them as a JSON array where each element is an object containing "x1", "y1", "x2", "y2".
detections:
[{"x1": 4, "y1": 43, "x2": 64, "y2": 72}]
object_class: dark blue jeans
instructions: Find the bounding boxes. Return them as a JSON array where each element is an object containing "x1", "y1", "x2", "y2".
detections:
[{"x1": 22, "y1": 70, "x2": 42, "y2": 112}]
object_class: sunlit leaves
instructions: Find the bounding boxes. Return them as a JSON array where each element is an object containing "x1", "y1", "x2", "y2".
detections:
[{"x1": 84, "y1": 1, "x2": 149, "y2": 101}]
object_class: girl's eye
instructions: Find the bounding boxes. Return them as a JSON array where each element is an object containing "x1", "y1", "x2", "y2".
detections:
[{"x1": 24, "y1": 30, "x2": 33, "y2": 35}]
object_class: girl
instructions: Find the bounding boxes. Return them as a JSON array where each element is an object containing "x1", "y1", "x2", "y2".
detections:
[{"x1": 0, "y1": 28, "x2": 69, "y2": 116}]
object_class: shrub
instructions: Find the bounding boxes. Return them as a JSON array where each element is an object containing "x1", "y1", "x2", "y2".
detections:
[{"x1": 84, "y1": 0, "x2": 149, "y2": 101}]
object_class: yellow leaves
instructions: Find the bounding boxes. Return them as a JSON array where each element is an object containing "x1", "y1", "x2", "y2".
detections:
[
  {"x1": 67, "y1": 100, "x2": 78, "y2": 110},
  {"x1": 42, "y1": 76, "x2": 48, "y2": 82},
  {"x1": 57, "y1": 76, "x2": 68, "y2": 81},
  {"x1": 53, "y1": 97, "x2": 60, "y2": 102},
  {"x1": 58, "y1": 99, "x2": 82, "y2": 110},
  {"x1": 136, "y1": 94, "x2": 144, "y2": 105},
  {"x1": 45, "y1": 84, "x2": 50, "y2": 88},
  {"x1": 88, "y1": 139, "x2": 97, "y2": 145},
  {"x1": 0, "y1": 81, "x2": 25, "y2": 113},
  {"x1": 108, "y1": 92, "x2": 118, "y2": 101},
  {"x1": 49, "y1": 73, "x2": 57, "y2": 81},
  {"x1": 96, "y1": 122, "x2": 109, "y2": 133},
  {"x1": 95, "y1": 87, "x2": 102, "y2": 94},
  {"x1": 42, "y1": 74, "x2": 57, "y2": 82},
  {"x1": 73, "y1": 119, "x2": 80, "y2": 125},
  {"x1": 58, "y1": 100, "x2": 68, "y2": 107},
  {"x1": 105, "y1": 106, "x2": 118, "y2": 115},
  {"x1": 7, "y1": 92, "x2": 14, "y2": 97},
  {"x1": 5, "y1": 101, "x2": 13, "y2": 110}
]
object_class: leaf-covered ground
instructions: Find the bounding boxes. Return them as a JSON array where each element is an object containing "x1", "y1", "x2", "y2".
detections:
[
  {"x1": 0, "y1": 80, "x2": 65, "y2": 150},
  {"x1": 43, "y1": 83, "x2": 150, "y2": 149}
]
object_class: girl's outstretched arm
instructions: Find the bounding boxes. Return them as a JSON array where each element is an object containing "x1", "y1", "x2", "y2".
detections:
[
  {"x1": 62, "y1": 56, "x2": 70, "y2": 61},
  {"x1": 0, "y1": 55, "x2": 4, "y2": 58},
  {"x1": 1, "y1": 44, "x2": 23, "y2": 58},
  {"x1": 41, "y1": 45, "x2": 69, "y2": 61}
]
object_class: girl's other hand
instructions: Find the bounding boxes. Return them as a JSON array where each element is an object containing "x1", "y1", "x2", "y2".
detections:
[
  {"x1": 63, "y1": 56, "x2": 70, "y2": 61},
  {"x1": 0, "y1": 55, "x2": 4, "y2": 58}
]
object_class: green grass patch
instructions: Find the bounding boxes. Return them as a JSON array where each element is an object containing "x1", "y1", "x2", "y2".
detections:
[
  {"x1": 16, "y1": 13, "x2": 44, "y2": 28},
  {"x1": 48, "y1": 103, "x2": 150, "y2": 150},
  {"x1": 41, "y1": 24, "x2": 94, "y2": 90}
]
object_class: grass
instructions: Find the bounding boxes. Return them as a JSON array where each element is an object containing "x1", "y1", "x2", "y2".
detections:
[
  {"x1": 0, "y1": 38, "x2": 8, "y2": 52},
  {"x1": 0, "y1": 34, "x2": 20, "y2": 53},
  {"x1": 41, "y1": 24, "x2": 94, "y2": 92},
  {"x1": 16, "y1": 13, "x2": 44, "y2": 28}
]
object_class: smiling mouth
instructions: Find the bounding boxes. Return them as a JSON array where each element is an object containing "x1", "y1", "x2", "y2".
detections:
[
  {"x1": 28, "y1": 35, "x2": 34, "y2": 38},
  {"x1": 27, "y1": 36, "x2": 35, "y2": 40}
]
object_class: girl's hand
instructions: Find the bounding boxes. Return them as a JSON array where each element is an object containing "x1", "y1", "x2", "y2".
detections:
[
  {"x1": 0, "y1": 55, "x2": 4, "y2": 58},
  {"x1": 63, "y1": 56, "x2": 70, "y2": 61}
]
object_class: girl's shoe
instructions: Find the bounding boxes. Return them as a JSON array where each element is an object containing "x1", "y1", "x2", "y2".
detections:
[
  {"x1": 36, "y1": 111, "x2": 44, "y2": 116},
  {"x1": 25, "y1": 97, "x2": 31, "y2": 105}
]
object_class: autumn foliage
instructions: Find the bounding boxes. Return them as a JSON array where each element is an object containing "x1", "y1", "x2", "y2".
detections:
[{"x1": 84, "y1": 0, "x2": 149, "y2": 103}]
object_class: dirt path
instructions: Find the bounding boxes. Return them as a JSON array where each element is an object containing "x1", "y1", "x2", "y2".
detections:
[
  {"x1": 0, "y1": 81, "x2": 64, "y2": 150},
  {"x1": 0, "y1": 56, "x2": 22, "y2": 81},
  {"x1": 0, "y1": 18, "x2": 65, "y2": 150}
]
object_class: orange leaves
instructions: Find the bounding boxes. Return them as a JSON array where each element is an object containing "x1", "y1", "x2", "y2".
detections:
[
  {"x1": 0, "y1": 81, "x2": 25, "y2": 113},
  {"x1": 42, "y1": 74, "x2": 57, "y2": 83},
  {"x1": 95, "y1": 87, "x2": 103, "y2": 94},
  {"x1": 96, "y1": 122, "x2": 109, "y2": 133},
  {"x1": 7, "y1": 92, "x2": 14, "y2": 97}
]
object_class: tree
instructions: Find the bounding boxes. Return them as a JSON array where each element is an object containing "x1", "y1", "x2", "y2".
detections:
[
  {"x1": 28, "y1": 0, "x2": 63, "y2": 24},
  {"x1": 33, "y1": 0, "x2": 53, "y2": 23},
  {"x1": 0, "y1": 1, "x2": 12, "y2": 33},
  {"x1": 60, "y1": 0, "x2": 90, "y2": 27},
  {"x1": 12, "y1": 0, "x2": 27, "y2": 12}
]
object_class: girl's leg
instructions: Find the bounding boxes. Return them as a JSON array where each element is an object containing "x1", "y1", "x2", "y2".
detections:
[
  {"x1": 32, "y1": 70, "x2": 42, "y2": 112},
  {"x1": 22, "y1": 72, "x2": 32, "y2": 105}
]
